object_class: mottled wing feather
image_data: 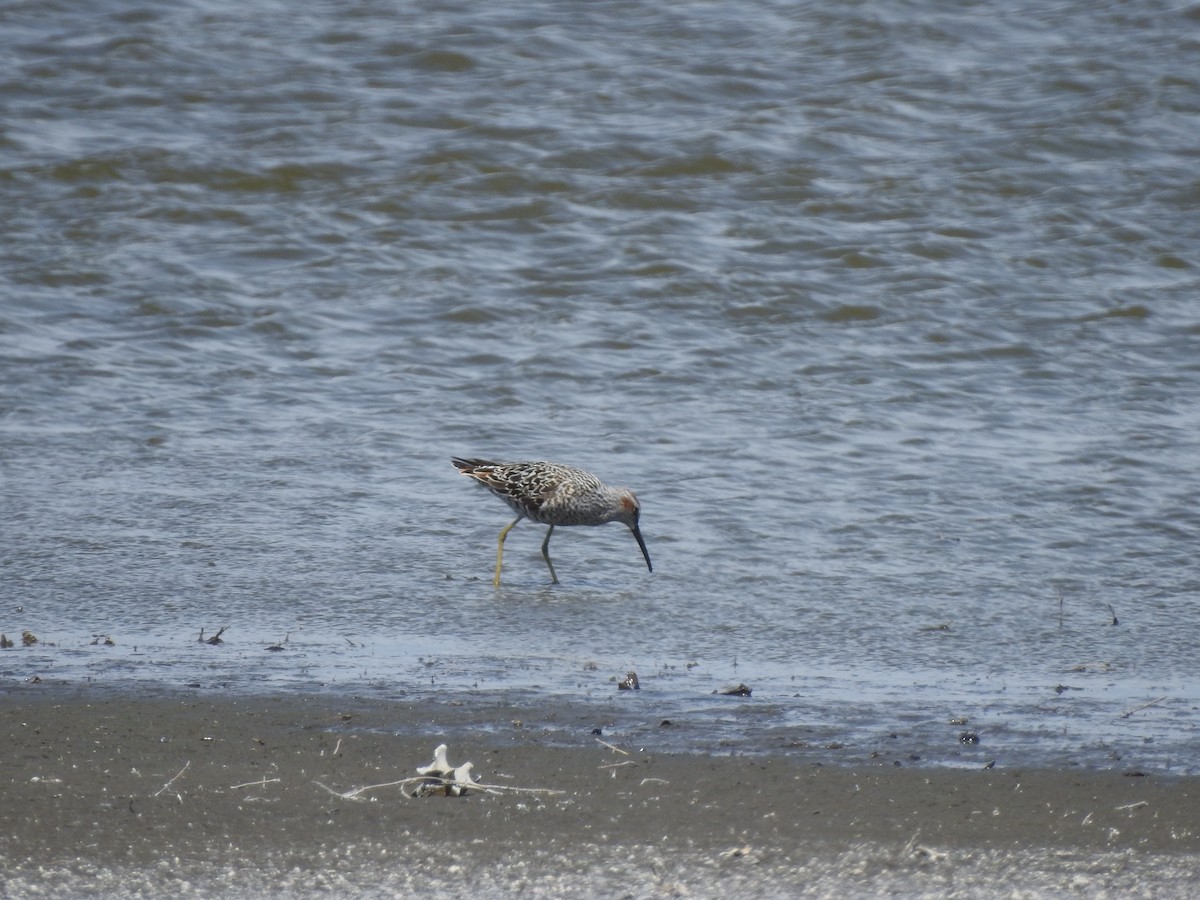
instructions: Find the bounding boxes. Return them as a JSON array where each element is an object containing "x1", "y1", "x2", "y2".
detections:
[{"x1": 453, "y1": 458, "x2": 553, "y2": 516}]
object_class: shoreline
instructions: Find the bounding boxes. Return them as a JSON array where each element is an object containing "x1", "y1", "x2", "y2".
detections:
[{"x1": 3, "y1": 683, "x2": 1198, "y2": 897}]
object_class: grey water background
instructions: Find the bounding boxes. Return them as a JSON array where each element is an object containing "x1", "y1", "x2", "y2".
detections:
[{"x1": 3, "y1": 0, "x2": 1199, "y2": 772}]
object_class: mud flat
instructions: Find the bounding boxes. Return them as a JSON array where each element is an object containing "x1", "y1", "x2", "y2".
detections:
[{"x1": 3, "y1": 685, "x2": 1197, "y2": 898}]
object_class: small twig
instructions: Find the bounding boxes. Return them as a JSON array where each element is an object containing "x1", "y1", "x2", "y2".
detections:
[
  {"x1": 230, "y1": 777, "x2": 281, "y2": 790},
  {"x1": 154, "y1": 761, "x2": 190, "y2": 797},
  {"x1": 1115, "y1": 800, "x2": 1148, "y2": 811},
  {"x1": 599, "y1": 760, "x2": 639, "y2": 770},
  {"x1": 640, "y1": 777, "x2": 669, "y2": 786},
  {"x1": 466, "y1": 783, "x2": 566, "y2": 796},
  {"x1": 594, "y1": 737, "x2": 629, "y2": 755},
  {"x1": 1120, "y1": 697, "x2": 1166, "y2": 719},
  {"x1": 315, "y1": 777, "x2": 424, "y2": 800}
]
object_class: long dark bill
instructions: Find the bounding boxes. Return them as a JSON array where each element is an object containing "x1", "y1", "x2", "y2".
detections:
[{"x1": 631, "y1": 524, "x2": 653, "y2": 573}]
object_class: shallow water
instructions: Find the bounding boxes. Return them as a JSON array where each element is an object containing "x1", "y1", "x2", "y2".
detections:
[{"x1": 3, "y1": 0, "x2": 1199, "y2": 774}]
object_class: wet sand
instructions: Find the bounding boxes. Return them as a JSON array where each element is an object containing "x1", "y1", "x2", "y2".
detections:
[{"x1": 3, "y1": 684, "x2": 1198, "y2": 898}]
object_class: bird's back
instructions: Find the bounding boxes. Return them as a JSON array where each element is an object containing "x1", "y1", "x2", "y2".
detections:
[{"x1": 451, "y1": 458, "x2": 624, "y2": 525}]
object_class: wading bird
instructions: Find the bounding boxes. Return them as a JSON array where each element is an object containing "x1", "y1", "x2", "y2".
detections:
[{"x1": 451, "y1": 457, "x2": 652, "y2": 586}]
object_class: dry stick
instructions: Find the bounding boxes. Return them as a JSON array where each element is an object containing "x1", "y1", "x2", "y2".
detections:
[
  {"x1": 154, "y1": 761, "x2": 190, "y2": 797},
  {"x1": 594, "y1": 737, "x2": 629, "y2": 755},
  {"x1": 230, "y1": 777, "x2": 282, "y2": 790},
  {"x1": 313, "y1": 777, "x2": 565, "y2": 801},
  {"x1": 1120, "y1": 696, "x2": 1166, "y2": 719}
]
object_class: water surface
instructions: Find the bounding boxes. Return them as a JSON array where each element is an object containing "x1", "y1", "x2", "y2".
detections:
[{"x1": 3, "y1": 0, "x2": 1199, "y2": 774}]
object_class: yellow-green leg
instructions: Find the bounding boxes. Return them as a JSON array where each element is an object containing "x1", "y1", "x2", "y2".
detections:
[
  {"x1": 540, "y1": 525, "x2": 559, "y2": 584},
  {"x1": 494, "y1": 515, "x2": 522, "y2": 587}
]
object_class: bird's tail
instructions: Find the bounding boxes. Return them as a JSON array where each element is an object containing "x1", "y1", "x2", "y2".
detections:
[{"x1": 451, "y1": 457, "x2": 498, "y2": 474}]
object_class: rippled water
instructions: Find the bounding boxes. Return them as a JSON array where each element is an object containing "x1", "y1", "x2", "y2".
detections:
[{"x1": 3, "y1": 0, "x2": 1199, "y2": 772}]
